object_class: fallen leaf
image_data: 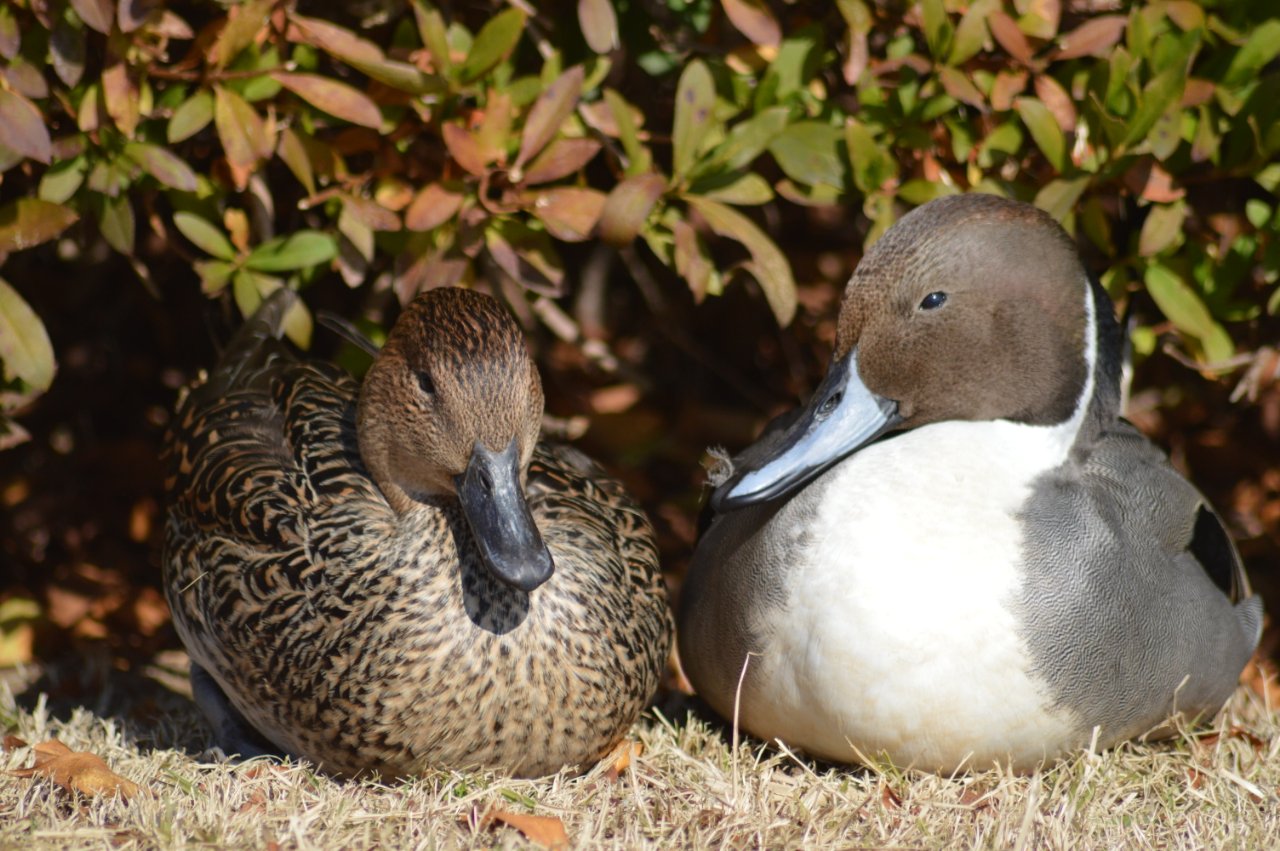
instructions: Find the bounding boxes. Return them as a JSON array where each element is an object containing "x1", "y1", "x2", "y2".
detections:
[
  {"x1": 880, "y1": 782, "x2": 903, "y2": 810},
  {"x1": 9, "y1": 739, "x2": 141, "y2": 799},
  {"x1": 481, "y1": 807, "x2": 569, "y2": 850},
  {"x1": 3, "y1": 735, "x2": 28, "y2": 750}
]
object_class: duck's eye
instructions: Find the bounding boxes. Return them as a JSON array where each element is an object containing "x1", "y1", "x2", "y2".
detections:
[
  {"x1": 919, "y1": 291, "x2": 947, "y2": 310},
  {"x1": 817, "y1": 391, "x2": 843, "y2": 419},
  {"x1": 415, "y1": 370, "x2": 436, "y2": 395}
]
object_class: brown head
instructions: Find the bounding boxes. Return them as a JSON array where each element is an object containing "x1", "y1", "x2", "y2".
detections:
[
  {"x1": 358, "y1": 287, "x2": 552, "y2": 591},
  {"x1": 714, "y1": 193, "x2": 1101, "y2": 511}
]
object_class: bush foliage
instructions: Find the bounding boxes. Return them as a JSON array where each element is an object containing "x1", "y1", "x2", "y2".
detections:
[{"x1": 1, "y1": 0, "x2": 1277, "y2": 445}]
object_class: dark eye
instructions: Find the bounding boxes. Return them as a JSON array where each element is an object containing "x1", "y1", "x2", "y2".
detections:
[
  {"x1": 919, "y1": 291, "x2": 947, "y2": 310},
  {"x1": 416, "y1": 370, "x2": 435, "y2": 395},
  {"x1": 817, "y1": 392, "x2": 843, "y2": 419}
]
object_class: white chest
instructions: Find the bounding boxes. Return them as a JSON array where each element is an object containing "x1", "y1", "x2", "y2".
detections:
[{"x1": 740, "y1": 418, "x2": 1085, "y2": 771}]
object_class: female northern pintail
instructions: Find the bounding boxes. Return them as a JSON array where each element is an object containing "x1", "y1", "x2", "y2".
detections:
[
  {"x1": 679, "y1": 194, "x2": 1262, "y2": 773},
  {"x1": 164, "y1": 286, "x2": 672, "y2": 778}
]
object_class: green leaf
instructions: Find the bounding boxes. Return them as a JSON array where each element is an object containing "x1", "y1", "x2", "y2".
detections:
[
  {"x1": 1014, "y1": 97, "x2": 1066, "y2": 172},
  {"x1": 460, "y1": 8, "x2": 526, "y2": 83},
  {"x1": 168, "y1": 91, "x2": 215, "y2": 143},
  {"x1": 701, "y1": 106, "x2": 791, "y2": 176},
  {"x1": 272, "y1": 72, "x2": 382, "y2": 129},
  {"x1": 195, "y1": 259, "x2": 236, "y2": 295},
  {"x1": 598, "y1": 173, "x2": 666, "y2": 246},
  {"x1": 843, "y1": 119, "x2": 897, "y2": 194},
  {"x1": 0, "y1": 90, "x2": 52, "y2": 164},
  {"x1": 0, "y1": 277, "x2": 55, "y2": 392},
  {"x1": 685, "y1": 195, "x2": 796, "y2": 326},
  {"x1": 1033, "y1": 176, "x2": 1088, "y2": 223},
  {"x1": 603, "y1": 88, "x2": 651, "y2": 176},
  {"x1": 516, "y1": 65, "x2": 584, "y2": 167},
  {"x1": 1121, "y1": 69, "x2": 1183, "y2": 149},
  {"x1": 0, "y1": 5, "x2": 19, "y2": 60},
  {"x1": 277, "y1": 127, "x2": 316, "y2": 196},
  {"x1": 173, "y1": 211, "x2": 237, "y2": 260},
  {"x1": 1137, "y1": 201, "x2": 1186, "y2": 257},
  {"x1": 920, "y1": 0, "x2": 953, "y2": 61},
  {"x1": 949, "y1": 0, "x2": 995, "y2": 65},
  {"x1": 672, "y1": 59, "x2": 716, "y2": 181},
  {"x1": 1144, "y1": 263, "x2": 1233, "y2": 363},
  {"x1": 1223, "y1": 19, "x2": 1280, "y2": 89},
  {"x1": 414, "y1": 2, "x2": 453, "y2": 76},
  {"x1": 768, "y1": 121, "x2": 846, "y2": 191},
  {"x1": 0, "y1": 199, "x2": 79, "y2": 252},
  {"x1": 97, "y1": 194, "x2": 135, "y2": 255},
  {"x1": 245, "y1": 231, "x2": 338, "y2": 272},
  {"x1": 38, "y1": 157, "x2": 88, "y2": 204},
  {"x1": 214, "y1": 85, "x2": 273, "y2": 169},
  {"x1": 213, "y1": 0, "x2": 273, "y2": 69},
  {"x1": 755, "y1": 28, "x2": 819, "y2": 110},
  {"x1": 124, "y1": 142, "x2": 199, "y2": 191},
  {"x1": 689, "y1": 171, "x2": 774, "y2": 205}
]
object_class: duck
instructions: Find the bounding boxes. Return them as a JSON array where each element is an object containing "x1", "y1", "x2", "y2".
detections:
[
  {"x1": 163, "y1": 285, "x2": 672, "y2": 778},
  {"x1": 678, "y1": 193, "x2": 1263, "y2": 773}
]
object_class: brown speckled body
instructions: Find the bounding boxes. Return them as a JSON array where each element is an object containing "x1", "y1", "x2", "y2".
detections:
[{"x1": 163, "y1": 289, "x2": 672, "y2": 778}]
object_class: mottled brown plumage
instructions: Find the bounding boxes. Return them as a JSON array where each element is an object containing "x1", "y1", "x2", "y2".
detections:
[{"x1": 163, "y1": 287, "x2": 672, "y2": 778}]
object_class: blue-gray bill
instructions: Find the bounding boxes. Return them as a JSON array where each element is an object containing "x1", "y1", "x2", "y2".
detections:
[
  {"x1": 712, "y1": 351, "x2": 901, "y2": 511},
  {"x1": 457, "y1": 437, "x2": 555, "y2": 592}
]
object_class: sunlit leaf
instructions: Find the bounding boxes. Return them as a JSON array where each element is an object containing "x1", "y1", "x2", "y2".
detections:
[
  {"x1": 38, "y1": 157, "x2": 88, "y2": 204},
  {"x1": 769, "y1": 121, "x2": 846, "y2": 191},
  {"x1": 523, "y1": 138, "x2": 602, "y2": 185},
  {"x1": 844, "y1": 118, "x2": 897, "y2": 194},
  {"x1": 1055, "y1": 15, "x2": 1126, "y2": 60},
  {"x1": 0, "y1": 277, "x2": 55, "y2": 392},
  {"x1": 481, "y1": 807, "x2": 569, "y2": 850},
  {"x1": 442, "y1": 122, "x2": 491, "y2": 176},
  {"x1": 598, "y1": 173, "x2": 666, "y2": 246},
  {"x1": 701, "y1": 106, "x2": 790, "y2": 175},
  {"x1": 101, "y1": 55, "x2": 140, "y2": 137},
  {"x1": 672, "y1": 59, "x2": 716, "y2": 180},
  {"x1": 405, "y1": 181, "x2": 465, "y2": 231},
  {"x1": 1121, "y1": 69, "x2": 1183, "y2": 149},
  {"x1": 0, "y1": 199, "x2": 78, "y2": 253},
  {"x1": 603, "y1": 88, "x2": 651, "y2": 176},
  {"x1": 69, "y1": 0, "x2": 113, "y2": 34},
  {"x1": 1015, "y1": 96, "x2": 1065, "y2": 171},
  {"x1": 460, "y1": 8, "x2": 526, "y2": 83},
  {"x1": 214, "y1": 85, "x2": 273, "y2": 169},
  {"x1": 920, "y1": 0, "x2": 953, "y2": 61},
  {"x1": 1032, "y1": 175, "x2": 1088, "y2": 222},
  {"x1": 579, "y1": 0, "x2": 618, "y2": 53},
  {"x1": 937, "y1": 67, "x2": 985, "y2": 109},
  {"x1": 516, "y1": 65, "x2": 585, "y2": 167},
  {"x1": 245, "y1": 231, "x2": 338, "y2": 272},
  {"x1": 272, "y1": 72, "x2": 382, "y2": 129},
  {"x1": 949, "y1": 0, "x2": 995, "y2": 65},
  {"x1": 168, "y1": 91, "x2": 214, "y2": 143},
  {"x1": 9, "y1": 739, "x2": 139, "y2": 799},
  {"x1": 0, "y1": 90, "x2": 52, "y2": 164},
  {"x1": 685, "y1": 195, "x2": 796, "y2": 326},
  {"x1": 212, "y1": 0, "x2": 273, "y2": 68},
  {"x1": 1145, "y1": 263, "x2": 1234, "y2": 363},
  {"x1": 413, "y1": 1, "x2": 453, "y2": 75},
  {"x1": 173, "y1": 211, "x2": 237, "y2": 260},
  {"x1": 525, "y1": 186, "x2": 606, "y2": 241},
  {"x1": 987, "y1": 11, "x2": 1033, "y2": 65},
  {"x1": 1223, "y1": 20, "x2": 1280, "y2": 88},
  {"x1": 341, "y1": 195, "x2": 400, "y2": 232},
  {"x1": 1138, "y1": 201, "x2": 1186, "y2": 257},
  {"x1": 722, "y1": 0, "x2": 780, "y2": 47}
]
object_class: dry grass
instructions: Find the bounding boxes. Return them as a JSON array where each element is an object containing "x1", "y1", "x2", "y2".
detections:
[{"x1": 2, "y1": 651, "x2": 1278, "y2": 850}]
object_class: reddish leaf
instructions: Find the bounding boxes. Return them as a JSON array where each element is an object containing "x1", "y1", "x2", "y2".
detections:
[
  {"x1": 673, "y1": 219, "x2": 712, "y2": 301},
  {"x1": 578, "y1": 0, "x2": 618, "y2": 53},
  {"x1": 721, "y1": 0, "x2": 781, "y2": 48},
  {"x1": 50, "y1": 18, "x2": 86, "y2": 87},
  {"x1": 69, "y1": 0, "x2": 114, "y2": 34},
  {"x1": 481, "y1": 807, "x2": 569, "y2": 850},
  {"x1": 598, "y1": 173, "x2": 666, "y2": 246},
  {"x1": 1054, "y1": 15, "x2": 1126, "y2": 60},
  {"x1": 405, "y1": 182, "x2": 465, "y2": 232},
  {"x1": 1033, "y1": 74, "x2": 1076, "y2": 132},
  {"x1": 341, "y1": 194, "x2": 401, "y2": 231},
  {"x1": 442, "y1": 123, "x2": 491, "y2": 176},
  {"x1": 1181, "y1": 79, "x2": 1215, "y2": 108},
  {"x1": 937, "y1": 67, "x2": 985, "y2": 109},
  {"x1": 517, "y1": 65, "x2": 585, "y2": 168},
  {"x1": 102, "y1": 55, "x2": 140, "y2": 137},
  {"x1": 987, "y1": 11, "x2": 1034, "y2": 65},
  {"x1": 124, "y1": 142, "x2": 198, "y2": 191},
  {"x1": 523, "y1": 138, "x2": 601, "y2": 185},
  {"x1": 0, "y1": 199, "x2": 77, "y2": 253},
  {"x1": 990, "y1": 70, "x2": 1028, "y2": 112},
  {"x1": 485, "y1": 221, "x2": 564, "y2": 294},
  {"x1": 9, "y1": 740, "x2": 140, "y2": 799},
  {"x1": 525, "y1": 187, "x2": 606, "y2": 242},
  {"x1": 1125, "y1": 161, "x2": 1185, "y2": 203},
  {"x1": 272, "y1": 72, "x2": 382, "y2": 129},
  {"x1": 287, "y1": 13, "x2": 383, "y2": 65},
  {"x1": 211, "y1": 0, "x2": 272, "y2": 68},
  {"x1": 0, "y1": 90, "x2": 52, "y2": 163},
  {"x1": 214, "y1": 86, "x2": 273, "y2": 170}
]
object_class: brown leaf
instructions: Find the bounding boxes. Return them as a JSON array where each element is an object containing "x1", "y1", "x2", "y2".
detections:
[
  {"x1": 524, "y1": 187, "x2": 606, "y2": 242},
  {"x1": 1033, "y1": 74, "x2": 1076, "y2": 132},
  {"x1": 578, "y1": 0, "x2": 618, "y2": 53},
  {"x1": 287, "y1": 14, "x2": 383, "y2": 65},
  {"x1": 3, "y1": 735, "x2": 28, "y2": 751},
  {"x1": 937, "y1": 67, "x2": 986, "y2": 109},
  {"x1": 673, "y1": 218, "x2": 712, "y2": 302},
  {"x1": 517, "y1": 65, "x2": 586, "y2": 168},
  {"x1": 102, "y1": 55, "x2": 140, "y2": 137},
  {"x1": 341, "y1": 194, "x2": 401, "y2": 232},
  {"x1": 880, "y1": 782, "x2": 903, "y2": 810},
  {"x1": 481, "y1": 807, "x2": 569, "y2": 850},
  {"x1": 442, "y1": 122, "x2": 491, "y2": 177},
  {"x1": 721, "y1": 0, "x2": 781, "y2": 48},
  {"x1": 1123, "y1": 161, "x2": 1185, "y2": 203},
  {"x1": 214, "y1": 86, "x2": 273, "y2": 174},
  {"x1": 990, "y1": 70, "x2": 1029, "y2": 112},
  {"x1": 69, "y1": 0, "x2": 114, "y2": 34},
  {"x1": 1054, "y1": 15, "x2": 1126, "y2": 61},
  {"x1": 211, "y1": 0, "x2": 271, "y2": 68},
  {"x1": 9, "y1": 739, "x2": 140, "y2": 799},
  {"x1": 597, "y1": 173, "x2": 666, "y2": 247},
  {"x1": 0, "y1": 90, "x2": 52, "y2": 163},
  {"x1": 987, "y1": 11, "x2": 1034, "y2": 66},
  {"x1": 272, "y1": 72, "x2": 382, "y2": 129},
  {"x1": 523, "y1": 138, "x2": 602, "y2": 186},
  {"x1": 0, "y1": 198, "x2": 80, "y2": 252},
  {"x1": 405, "y1": 182, "x2": 465, "y2": 232},
  {"x1": 1181, "y1": 79, "x2": 1215, "y2": 108}
]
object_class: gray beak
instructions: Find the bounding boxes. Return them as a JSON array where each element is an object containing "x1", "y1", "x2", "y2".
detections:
[
  {"x1": 712, "y1": 350, "x2": 901, "y2": 511},
  {"x1": 456, "y1": 437, "x2": 554, "y2": 592}
]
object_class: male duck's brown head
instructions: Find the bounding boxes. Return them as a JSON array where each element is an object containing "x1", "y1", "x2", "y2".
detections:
[
  {"x1": 358, "y1": 287, "x2": 553, "y2": 592},
  {"x1": 714, "y1": 193, "x2": 1096, "y2": 511}
]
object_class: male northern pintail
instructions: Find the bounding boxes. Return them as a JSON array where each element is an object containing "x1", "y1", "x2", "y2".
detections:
[
  {"x1": 164, "y1": 286, "x2": 672, "y2": 778},
  {"x1": 679, "y1": 193, "x2": 1262, "y2": 772}
]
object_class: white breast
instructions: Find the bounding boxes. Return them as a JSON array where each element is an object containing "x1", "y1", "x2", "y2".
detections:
[{"x1": 740, "y1": 417, "x2": 1087, "y2": 771}]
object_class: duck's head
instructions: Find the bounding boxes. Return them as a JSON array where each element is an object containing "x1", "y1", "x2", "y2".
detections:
[
  {"x1": 714, "y1": 193, "x2": 1104, "y2": 511},
  {"x1": 358, "y1": 287, "x2": 553, "y2": 592}
]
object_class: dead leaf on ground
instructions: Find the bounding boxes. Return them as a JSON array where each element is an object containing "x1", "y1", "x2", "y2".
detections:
[
  {"x1": 480, "y1": 806, "x2": 569, "y2": 849},
  {"x1": 9, "y1": 739, "x2": 141, "y2": 799}
]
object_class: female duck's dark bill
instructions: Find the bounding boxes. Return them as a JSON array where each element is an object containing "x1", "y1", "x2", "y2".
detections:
[
  {"x1": 712, "y1": 351, "x2": 902, "y2": 512},
  {"x1": 456, "y1": 438, "x2": 555, "y2": 592}
]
